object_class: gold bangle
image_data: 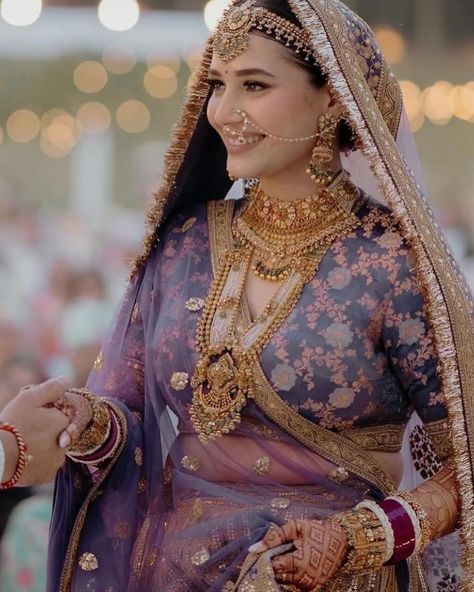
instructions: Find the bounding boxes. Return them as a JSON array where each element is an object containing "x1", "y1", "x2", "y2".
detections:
[
  {"x1": 333, "y1": 509, "x2": 387, "y2": 573},
  {"x1": 68, "y1": 391, "x2": 111, "y2": 457}
]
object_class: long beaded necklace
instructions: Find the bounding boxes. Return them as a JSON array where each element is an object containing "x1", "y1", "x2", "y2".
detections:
[{"x1": 190, "y1": 174, "x2": 361, "y2": 443}]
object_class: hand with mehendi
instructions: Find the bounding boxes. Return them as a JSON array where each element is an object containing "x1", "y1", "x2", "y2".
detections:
[
  {"x1": 249, "y1": 518, "x2": 349, "y2": 590},
  {"x1": 52, "y1": 390, "x2": 93, "y2": 445}
]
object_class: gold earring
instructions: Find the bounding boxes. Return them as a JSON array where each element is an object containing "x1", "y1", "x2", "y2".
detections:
[{"x1": 306, "y1": 113, "x2": 341, "y2": 186}]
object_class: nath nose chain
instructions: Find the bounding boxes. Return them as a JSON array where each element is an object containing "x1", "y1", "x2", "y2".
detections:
[{"x1": 224, "y1": 109, "x2": 319, "y2": 144}]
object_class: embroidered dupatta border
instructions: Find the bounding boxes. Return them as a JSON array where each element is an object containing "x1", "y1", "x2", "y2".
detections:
[
  {"x1": 58, "y1": 401, "x2": 129, "y2": 592},
  {"x1": 286, "y1": 0, "x2": 474, "y2": 584},
  {"x1": 207, "y1": 199, "x2": 395, "y2": 495}
]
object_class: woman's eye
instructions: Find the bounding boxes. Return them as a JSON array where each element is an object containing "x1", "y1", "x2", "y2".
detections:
[
  {"x1": 208, "y1": 80, "x2": 224, "y2": 92},
  {"x1": 245, "y1": 81, "x2": 267, "y2": 92}
]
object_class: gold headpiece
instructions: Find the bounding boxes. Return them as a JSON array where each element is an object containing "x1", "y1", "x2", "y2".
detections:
[{"x1": 213, "y1": 0, "x2": 313, "y2": 63}]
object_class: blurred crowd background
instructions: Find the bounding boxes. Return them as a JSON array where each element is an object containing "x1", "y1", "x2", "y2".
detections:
[{"x1": 0, "y1": 0, "x2": 472, "y2": 590}]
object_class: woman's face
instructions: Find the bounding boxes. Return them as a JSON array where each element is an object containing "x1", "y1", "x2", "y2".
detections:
[{"x1": 207, "y1": 33, "x2": 333, "y2": 185}]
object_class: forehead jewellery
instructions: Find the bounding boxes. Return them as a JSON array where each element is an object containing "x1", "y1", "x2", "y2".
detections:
[{"x1": 213, "y1": 0, "x2": 313, "y2": 63}]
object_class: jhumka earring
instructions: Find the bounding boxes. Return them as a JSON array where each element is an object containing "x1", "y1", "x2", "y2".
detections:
[{"x1": 306, "y1": 113, "x2": 342, "y2": 186}]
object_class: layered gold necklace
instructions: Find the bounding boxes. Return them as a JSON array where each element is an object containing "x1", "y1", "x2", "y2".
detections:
[{"x1": 190, "y1": 172, "x2": 361, "y2": 443}]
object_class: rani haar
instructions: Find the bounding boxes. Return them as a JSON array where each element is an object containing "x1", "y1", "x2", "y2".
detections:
[{"x1": 189, "y1": 0, "x2": 362, "y2": 443}]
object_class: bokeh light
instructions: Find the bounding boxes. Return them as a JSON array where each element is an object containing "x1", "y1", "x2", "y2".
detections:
[
  {"x1": 40, "y1": 108, "x2": 70, "y2": 130},
  {"x1": 186, "y1": 49, "x2": 204, "y2": 72},
  {"x1": 42, "y1": 113, "x2": 82, "y2": 146},
  {"x1": 98, "y1": 0, "x2": 140, "y2": 32},
  {"x1": 146, "y1": 54, "x2": 181, "y2": 74},
  {"x1": 422, "y1": 81, "x2": 454, "y2": 125},
  {"x1": 116, "y1": 100, "x2": 150, "y2": 134},
  {"x1": 6, "y1": 109, "x2": 41, "y2": 143},
  {"x1": 1, "y1": 0, "x2": 42, "y2": 27},
  {"x1": 374, "y1": 27, "x2": 407, "y2": 64},
  {"x1": 400, "y1": 80, "x2": 424, "y2": 132},
  {"x1": 73, "y1": 61, "x2": 108, "y2": 94},
  {"x1": 76, "y1": 102, "x2": 112, "y2": 134},
  {"x1": 144, "y1": 66, "x2": 179, "y2": 100},
  {"x1": 102, "y1": 47, "x2": 137, "y2": 75},
  {"x1": 450, "y1": 85, "x2": 474, "y2": 122},
  {"x1": 204, "y1": 0, "x2": 229, "y2": 31}
]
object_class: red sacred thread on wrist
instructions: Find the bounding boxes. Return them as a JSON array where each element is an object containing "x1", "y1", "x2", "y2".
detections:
[
  {"x1": 379, "y1": 498, "x2": 416, "y2": 564},
  {"x1": 0, "y1": 423, "x2": 28, "y2": 489}
]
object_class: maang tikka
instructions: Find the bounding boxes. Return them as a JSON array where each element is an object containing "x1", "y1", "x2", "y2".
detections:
[{"x1": 306, "y1": 113, "x2": 342, "y2": 186}]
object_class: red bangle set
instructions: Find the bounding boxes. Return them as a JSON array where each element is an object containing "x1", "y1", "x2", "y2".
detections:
[
  {"x1": 0, "y1": 423, "x2": 29, "y2": 489},
  {"x1": 379, "y1": 498, "x2": 416, "y2": 564}
]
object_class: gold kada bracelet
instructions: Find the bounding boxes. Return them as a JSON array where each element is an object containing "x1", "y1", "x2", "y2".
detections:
[
  {"x1": 68, "y1": 391, "x2": 111, "y2": 457},
  {"x1": 333, "y1": 508, "x2": 388, "y2": 573}
]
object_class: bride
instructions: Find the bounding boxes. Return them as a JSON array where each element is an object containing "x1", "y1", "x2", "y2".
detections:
[{"x1": 45, "y1": 1, "x2": 473, "y2": 590}]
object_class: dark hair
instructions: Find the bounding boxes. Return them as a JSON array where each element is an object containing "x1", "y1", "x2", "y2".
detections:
[{"x1": 244, "y1": 0, "x2": 355, "y2": 151}]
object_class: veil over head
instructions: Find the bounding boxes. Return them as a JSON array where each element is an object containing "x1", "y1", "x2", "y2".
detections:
[{"x1": 49, "y1": 1, "x2": 474, "y2": 591}]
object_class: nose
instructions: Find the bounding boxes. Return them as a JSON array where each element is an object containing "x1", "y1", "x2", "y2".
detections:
[{"x1": 212, "y1": 91, "x2": 244, "y2": 130}]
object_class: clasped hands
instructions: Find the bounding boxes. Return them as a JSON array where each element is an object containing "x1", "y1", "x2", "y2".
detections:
[
  {"x1": 249, "y1": 518, "x2": 349, "y2": 590},
  {"x1": 0, "y1": 378, "x2": 93, "y2": 486}
]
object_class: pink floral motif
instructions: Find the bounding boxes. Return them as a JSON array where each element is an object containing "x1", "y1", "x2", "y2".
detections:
[
  {"x1": 271, "y1": 364, "x2": 297, "y2": 391},
  {"x1": 376, "y1": 230, "x2": 404, "y2": 250},
  {"x1": 328, "y1": 387, "x2": 356, "y2": 409},
  {"x1": 399, "y1": 317, "x2": 425, "y2": 345},
  {"x1": 327, "y1": 267, "x2": 352, "y2": 290},
  {"x1": 325, "y1": 322, "x2": 354, "y2": 347}
]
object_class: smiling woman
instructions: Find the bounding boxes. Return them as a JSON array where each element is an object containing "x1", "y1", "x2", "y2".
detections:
[{"x1": 46, "y1": 1, "x2": 473, "y2": 591}]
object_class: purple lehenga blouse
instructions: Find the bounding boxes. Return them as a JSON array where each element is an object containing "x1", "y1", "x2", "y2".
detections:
[{"x1": 48, "y1": 194, "x2": 448, "y2": 592}]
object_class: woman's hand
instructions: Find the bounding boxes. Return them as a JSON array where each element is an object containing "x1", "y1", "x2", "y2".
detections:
[
  {"x1": 53, "y1": 390, "x2": 93, "y2": 445},
  {"x1": 250, "y1": 518, "x2": 349, "y2": 590}
]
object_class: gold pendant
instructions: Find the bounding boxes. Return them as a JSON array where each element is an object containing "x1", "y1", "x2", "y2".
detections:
[{"x1": 190, "y1": 348, "x2": 253, "y2": 443}]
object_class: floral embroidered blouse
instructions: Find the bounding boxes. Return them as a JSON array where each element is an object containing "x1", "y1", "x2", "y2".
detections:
[{"x1": 128, "y1": 194, "x2": 447, "y2": 457}]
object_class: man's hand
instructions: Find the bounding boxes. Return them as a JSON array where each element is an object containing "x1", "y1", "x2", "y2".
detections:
[{"x1": 0, "y1": 377, "x2": 72, "y2": 486}]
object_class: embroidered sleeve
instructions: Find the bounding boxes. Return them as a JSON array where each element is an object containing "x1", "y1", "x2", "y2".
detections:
[{"x1": 381, "y1": 252, "x2": 451, "y2": 460}]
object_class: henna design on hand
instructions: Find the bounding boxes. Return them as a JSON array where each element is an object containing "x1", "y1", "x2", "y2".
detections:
[
  {"x1": 261, "y1": 519, "x2": 349, "y2": 590},
  {"x1": 413, "y1": 462, "x2": 458, "y2": 539}
]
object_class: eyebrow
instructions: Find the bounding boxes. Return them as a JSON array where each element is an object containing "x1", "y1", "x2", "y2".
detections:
[{"x1": 208, "y1": 67, "x2": 276, "y2": 78}]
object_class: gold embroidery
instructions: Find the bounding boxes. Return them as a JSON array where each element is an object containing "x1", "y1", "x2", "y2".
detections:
[
  {"x1": 93, "y1": 351, "x2": 104, "y2": 372},
  {"x1": 78, "y1": 552, "x2": 98, "y2": 572},
  {"x1": 131, "y1": 303, "x2": 139, "y2": 322},
  {"x1": 185, "y1": 297, "x2": 205, "y2": 312},
  {"x1": 424, "y1": 418, "x2": 452, "y2": 461},
  {"x1": 253, "y1": 456, "x2": 271, "y2": 476},
  {"x1": 192, "y1": 498, "x2": 203, "y2": 521},
  {"x1": 179, "y1": 217, "x2": 197, "y2": 232},
  {"x1": 170, "y1": 371, "x2": 189, "y2": 391},
  {"x1": 137, "y1": 477, "x2": 147, "y2": 493},
  {"x1": 134, "y1": 447, "x2": 143, "y2": 466},
  {"x1": 271, "y1": 497, "x2": 290, "y2": 509},
  {"x1": 191, "y1": 547, "x2": 210, "y2": 566},
  {"x1": 181, "y1": 455, "x2": 200, "y2": 471},
  {"x1": 328, "y1": 466, "x2": 349, "y2": 484},
  {"x1": 341, "y1": 424, "x2": 405, "y2": 453}
]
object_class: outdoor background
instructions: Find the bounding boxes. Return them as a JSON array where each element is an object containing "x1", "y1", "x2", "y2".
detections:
[{"x1": 0, "y1": 1, "x2": 472, "y2": 590}]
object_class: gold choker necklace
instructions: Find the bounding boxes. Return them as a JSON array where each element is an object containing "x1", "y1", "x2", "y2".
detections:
[{"x1": 234, "y1": 172, "x2": 360, "y2": 281}]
